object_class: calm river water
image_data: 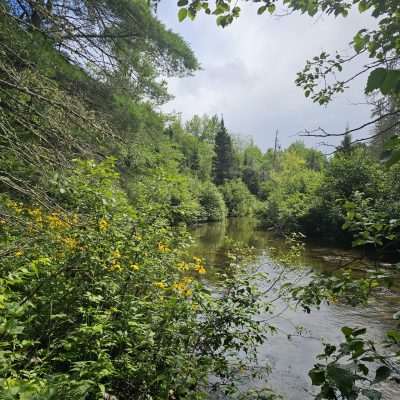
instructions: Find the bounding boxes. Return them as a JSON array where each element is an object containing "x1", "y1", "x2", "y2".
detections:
[{"x1": 189, "y1": 218, "x2": 400, "y2": 400}]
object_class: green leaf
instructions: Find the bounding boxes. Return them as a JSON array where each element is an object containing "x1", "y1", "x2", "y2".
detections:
[
  {"x1": 358, "y1": 1, "x2": 369, "y2": 12},
  {"x1": 365, "y1": 68, "x2": 387, "y2": 94},
  {"x1": 309, "y1": 368, "x2": 325, "y2": 386},
  {"x1": 353, "y1": 32, "x2": 365, "y2": 53},
  {"x1": 178, "y1": 8, "x2": 188, "y2": 22},
  {"x1": 257, "y1": 5, "x2": 267, "y2": 14},
  {"x1": 373, "y1": 365, "x2": 391, "y2": 384},
  {"x1": 268, "y1": 4, "x2": 276, "y2": 14},
  {"x1": 327, "y1": 365, "x2": 355, "y2": 396},
  {"x1": 177, "y1": 0, "x2": 188, "y2": 6},
  {"x1": 341, "y1": 326, "x2": 353, "y2": 337},
  {"x1": 381, "y1": 70, "x2": 400, "y2": 95}
]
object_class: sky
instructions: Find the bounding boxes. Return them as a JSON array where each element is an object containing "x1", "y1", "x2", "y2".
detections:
[{"x1": 156, "y1": 3, "x2": 376, "y2": 151}]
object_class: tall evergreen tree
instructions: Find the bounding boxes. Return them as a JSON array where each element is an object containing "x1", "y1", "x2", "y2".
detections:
[
  {"x1": 338, "y1": 125, "x2": 353, "y2": 154},
  {"x1": 212, "y1": 118, "x2": 235, "y2": 185}
]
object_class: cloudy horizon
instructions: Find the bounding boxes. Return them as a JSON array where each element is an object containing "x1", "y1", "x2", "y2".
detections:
[{"x1": 157, "y1": 3, "x2": 376, "y2": 152}]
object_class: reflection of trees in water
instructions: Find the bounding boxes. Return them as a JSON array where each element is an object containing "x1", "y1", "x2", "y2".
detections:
[
  {"x1": 190, "y1": 218, "x2": 269, "y2": 270},
  {"x1": 190, "y1": 220, "x2": 227, "y2": 269}
]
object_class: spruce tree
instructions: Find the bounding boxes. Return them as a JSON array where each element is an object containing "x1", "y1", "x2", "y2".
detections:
[
  {"x1": 339, "y1": 125, "x2": 353, "y2": 154},
  {"x1": 212, "y1": 119, "x2": 235, "y2": 185}
]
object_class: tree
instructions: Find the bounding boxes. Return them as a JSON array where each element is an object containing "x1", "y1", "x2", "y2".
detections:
[
  {"x1": 338, "y1": 126, "x2": 353, "y2": 154},
  {"x1": 185, "y1": 113, "x2": 220, "y2": 142},
  {"x1": 212, "y1": 118, "x2": 235, "y2": 185},
  {"x1": 369, "y1": 96, "x2": 400, "y2": 158},
  {"x1": 2, "y1": 0, "x2": 199, "y2": 103}
]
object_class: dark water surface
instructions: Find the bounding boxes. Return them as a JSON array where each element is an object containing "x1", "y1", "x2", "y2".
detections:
[{"x1": 189, "y1": 218, "x2": 400, "y2": 400}]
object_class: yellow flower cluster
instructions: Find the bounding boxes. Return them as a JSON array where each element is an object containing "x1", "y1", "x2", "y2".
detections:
[
  {"x1": 109, "y1": 249, "x2": 122, "y2": 272},
  {"x1": 193, "y1": 256, "x2": 206, "y2": 274},
  {"x1": 63, "y1": 237, "x2": 78, "y2": 250},
  {"x1": 130, "y1": 264, "x2": 140, "y2": 271},
  {"x1": 15, "y1": 250, "x2": 24, "y2": 257},
  {"x1": 111, "y1": 249, "x2": 121, "y2": 259},
  {"x1": 28, "y1": 208, "x2": 42, "y2": 223},
  {"x1": 6, "y1": 200, "x2": 23, "y2": 214},
  {"x1": 157, "y1": 243, "x2": 170, "y2": 252},
  {"x1": 154, "y1": 281, "x2": 167, "y2": 289},
  {"x1": 109, "y1": 260, "x2": 122, "y2": 272},
  {"x1": 172, "y1": 277, "x2": 193, "y2": 297},
  {"x1": 99, "y1": 218, "x2": 109, "y2": 232},
  {"x1": 177, "y1": 261, "x2": 189, "y2": 272},
  {"x1": 47, "y1": 213, "x2": 69, "y2": 230}
]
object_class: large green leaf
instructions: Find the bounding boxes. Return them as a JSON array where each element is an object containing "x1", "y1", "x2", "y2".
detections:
[
  {"x1": 365, "y1": 68, "x2": 387, "y2": 94},
  {"x1": 381, "y1": 70, "x2": 400, "y2": 95},
  {"x1": 309, "y1": 367, "x2": 325, "y2": 386},
  {"x1": 327, "y1": 365, "x2": 355, "y2": 397},
  {"x1": 178, "y1": 7, "x2": 188, "y2": 22}
]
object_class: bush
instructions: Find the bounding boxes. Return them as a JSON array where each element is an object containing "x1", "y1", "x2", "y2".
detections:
[
  {"x1": 304, "y1": 147, "x2": 383, "y2": 240},
  {"x1": 197, "y1": 182, "x2": 227, "y2": 222},
  {"x1": 126, "y1": 167, "x2": 202, "y2": 226},
  {"x1": 0, "y1": 159, "x2": 269, "y2": 400},
  {"x1": 257, "y1": 152, "x2": 322, "y2": 232},
  {"x1": 220, "y1": 179, "x2": 258, "y2": 217}
]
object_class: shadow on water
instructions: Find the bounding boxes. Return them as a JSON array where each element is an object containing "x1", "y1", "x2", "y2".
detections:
[{"x1": 189, "y1": 218, "x2": 400, "y2": 400}]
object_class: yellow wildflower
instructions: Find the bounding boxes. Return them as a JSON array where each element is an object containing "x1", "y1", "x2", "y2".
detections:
[
  {"x1": 130, "y1": 264, "x2": 140, "y2": 271},
  {"x1": 177, "y1": 261, "x2": 189, "y2": 271},
  {"x1": 195, "y1": 265, "x2": 206, "y2": 274},
  {"x1": 172, "y1": 277, "x2": 193, "y2": 296},
  {"x1": 111, "y1": 249, "x2": 121, "y2": 259},
  {"x1": 99, "y1": 218, "x2": 109, "y2": 232},
  {"x1": 63, "y1": 237, "x2": 78, "y2": 249},
  {"x1": 154, "y1": 281, "x2": 167, "y2": 289},
  {"x1": 47, "y1": 213, "x2": 69, "y2": 229},
  {"x1": 157, "y1": 243, "x2": 170, "y2": 252},
  {"x1": 28, "y1": 208, "x2": 42, "y2": 223},
  {"x1": 15, "y1": 250, "x2": 23, "y2": 257},
  {"x1": 6, "y1": 200, "x2": 23, "y2": 214},
  {"x1": 109, "y1": 262, "x2": 122, "y2": 272},
  {"x1": 193, "y1": 256, "x2": 202, "y2": 264}
]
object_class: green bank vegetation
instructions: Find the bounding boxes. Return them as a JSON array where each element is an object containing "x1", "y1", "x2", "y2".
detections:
[{"x1": 0, "y1": 0, "x2": 399, "y2": 399}]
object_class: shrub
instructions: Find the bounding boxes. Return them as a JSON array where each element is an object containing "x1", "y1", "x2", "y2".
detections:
[
  {"x1": 0, "y1": 159, "x2": 268, "y2": 400},
  {"x1": 220, "y1": 179, "x2": 258, "y2": 217},
  {"x1": 257, "y1": 152, "x2": 322, "y2": 231},
  {"x1": 197, "y1": 182, "x2": 227, "y2": 222}
]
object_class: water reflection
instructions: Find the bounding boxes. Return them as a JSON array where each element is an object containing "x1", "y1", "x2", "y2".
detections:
[{"x1": 189, "y1": 218, "x2": 400, "y2": 400}]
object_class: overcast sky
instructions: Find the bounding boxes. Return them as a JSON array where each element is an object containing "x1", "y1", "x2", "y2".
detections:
[{"x1": 157, "y1": 3, "x2": 375, "y2": 151}]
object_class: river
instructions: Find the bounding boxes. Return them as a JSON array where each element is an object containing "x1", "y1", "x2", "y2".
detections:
[{"x1": 189, "y1": 218, "x2": 400, "y2": 400}]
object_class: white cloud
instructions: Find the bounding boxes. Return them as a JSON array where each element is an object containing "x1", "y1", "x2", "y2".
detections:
[{"x1": 157, "y1": 3, "x2": 376, "y2": 151}]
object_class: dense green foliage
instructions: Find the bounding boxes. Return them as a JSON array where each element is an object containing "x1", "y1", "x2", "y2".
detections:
[
  {"x1": 1, "y1": 0, "x2": 399, "y2": 399},
  {"x1": 0, "y1": 159, "x2": 273, "y2": 399},
  {"x1": 0, "y1": 1, "x2": 271, "y2": 398}
]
